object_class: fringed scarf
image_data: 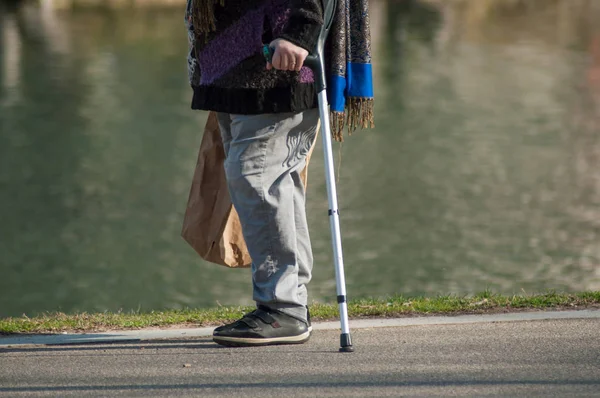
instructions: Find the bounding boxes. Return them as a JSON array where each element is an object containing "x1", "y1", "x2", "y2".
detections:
[
  {"x1": 326, "y1": 0, "x2": 374, "y2": 141},
  {"x1": 191, "y1": 0, "x2": 375, "y2": 141}
]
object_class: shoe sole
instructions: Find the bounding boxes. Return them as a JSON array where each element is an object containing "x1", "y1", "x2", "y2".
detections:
[{"x1": 213, "y1": 331, "x2": 311, "y2": 347}]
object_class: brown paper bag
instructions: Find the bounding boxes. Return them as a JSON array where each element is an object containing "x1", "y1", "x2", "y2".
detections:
[{"x1": 182, "y1": 111, "x2": 317, "y2": 268}]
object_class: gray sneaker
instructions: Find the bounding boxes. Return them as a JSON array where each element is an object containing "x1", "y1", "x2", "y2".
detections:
[{"x1": 213, "y1": 307, "x2": 310, "y2": 347}]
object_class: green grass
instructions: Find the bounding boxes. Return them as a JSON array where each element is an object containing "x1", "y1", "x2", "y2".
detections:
[{"x1": 1, "y1": 291, "x2": 598, "y2": 335}]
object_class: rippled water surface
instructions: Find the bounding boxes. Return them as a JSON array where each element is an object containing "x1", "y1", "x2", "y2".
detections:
[{"x1": 1, "y1": 0, "x2": 599, "y2": 317}]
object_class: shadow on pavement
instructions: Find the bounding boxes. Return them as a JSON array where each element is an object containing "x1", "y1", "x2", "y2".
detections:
[
  {"x1": 0, "y1": 338, "x2": 223, "y2": 354},
  {"x1": 1, "y1": 379, "x2": 599, "y2": 394}
]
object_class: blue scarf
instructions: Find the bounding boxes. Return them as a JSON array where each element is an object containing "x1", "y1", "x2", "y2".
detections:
[{"x1": 327, "y1": 0, "x2": 374, "y2": 141}]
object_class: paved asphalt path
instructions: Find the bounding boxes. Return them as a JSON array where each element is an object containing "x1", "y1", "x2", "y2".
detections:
[{"x1": 1, "y1": 318, "x2": 599, "y2": 397}]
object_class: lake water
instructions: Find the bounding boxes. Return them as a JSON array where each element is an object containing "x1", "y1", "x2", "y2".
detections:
[{"x1": 1, "y1": 0, "x2": 599, "y2": 317}]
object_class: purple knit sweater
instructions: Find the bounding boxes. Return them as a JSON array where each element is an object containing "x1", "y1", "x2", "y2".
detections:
[{"x1": 185, "y1": 0, "x2": 323, "y2": 114}]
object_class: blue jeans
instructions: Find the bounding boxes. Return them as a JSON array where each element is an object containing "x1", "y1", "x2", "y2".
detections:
[{"x1": 216, "y1": 109, "x2": 319, "y2": 323}]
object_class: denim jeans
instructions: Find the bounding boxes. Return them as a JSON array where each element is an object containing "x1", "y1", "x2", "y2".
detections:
[{"x1": 216, "y1": 109, "x2": 319, "y2": 323}]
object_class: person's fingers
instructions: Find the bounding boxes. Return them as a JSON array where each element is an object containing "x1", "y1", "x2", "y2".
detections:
[
  {"x1": 294, "y1": 54, "x2": 305, "y2": 71},
  {"x1": 272, "y1": 50, "x2": 282, "y2": 70},
  {"x1": 266, "y1": 62, "x2": 272, "y2": 70},
  {"x1": 267, "y1": 40, "x2": 309, "y2": 71},
  {"x1": 280, "y1": 52, "x2": 290, "y2": 71}
]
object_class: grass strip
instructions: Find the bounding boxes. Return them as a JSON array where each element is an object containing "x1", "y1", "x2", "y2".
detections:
[{"x1": 1, "y1": 291, "x2": 598, "y2": 335}]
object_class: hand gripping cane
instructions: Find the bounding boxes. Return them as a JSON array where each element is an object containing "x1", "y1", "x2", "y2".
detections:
[{"x1": 264, "y1": 0, "x2": 354, "y2": 353}]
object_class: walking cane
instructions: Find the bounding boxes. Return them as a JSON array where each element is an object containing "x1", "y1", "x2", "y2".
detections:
[{"x1": 264, "y1": 0, "x2": 354, "y2": 353}]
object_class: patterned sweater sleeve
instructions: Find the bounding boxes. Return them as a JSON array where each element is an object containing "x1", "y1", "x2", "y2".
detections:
[
  {"x1": 185, "y1": 0, "x2": 201, "y2": 87},
  {"x1": 278, "y1": 0, "x2": 324, "y2": 52}
]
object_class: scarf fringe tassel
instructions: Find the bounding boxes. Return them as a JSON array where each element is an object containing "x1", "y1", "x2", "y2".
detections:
[
  {"x1": 330, "y1": 98, "x2": 375, "y2": 142},
  {"x1": 192, "y1": 0, "x2": 225, "y2": 43}
]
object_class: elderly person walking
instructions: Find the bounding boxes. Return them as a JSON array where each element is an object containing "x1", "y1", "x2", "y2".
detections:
[
  {"x1": 185, "y1": 0, "x2": 373, "y2": 348},
  {"x1": 185, "y1": 0, "x2": 323, "y2": 347}
]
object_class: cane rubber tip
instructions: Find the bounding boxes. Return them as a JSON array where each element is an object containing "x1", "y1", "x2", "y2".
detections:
[{"x1": 339, "y1": 333, "x2": 353, "y2": 352}]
